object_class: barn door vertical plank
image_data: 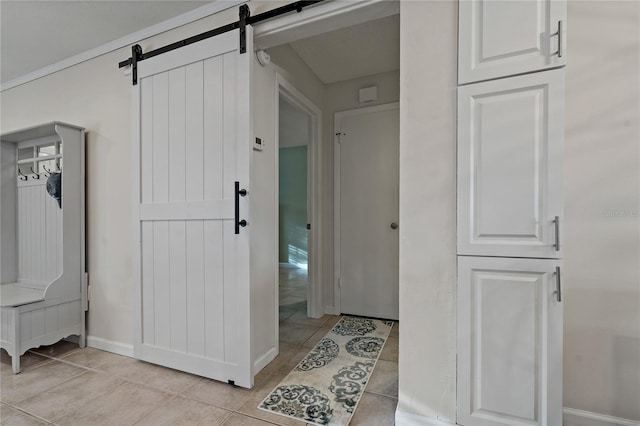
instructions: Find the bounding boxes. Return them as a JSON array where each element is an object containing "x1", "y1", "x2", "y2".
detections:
[
  {"x1": 168, "y1": 66, "x2": 188, "y2": 353},
  {"x1": 185, "y1": 61, "x2": 206, "y2": 356}
]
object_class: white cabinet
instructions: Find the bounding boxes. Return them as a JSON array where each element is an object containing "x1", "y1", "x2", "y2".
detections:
[
  {"x1": 457, "y1": 69, "x2": 564, "y2": 259},
  {"x1": 457, "y1": 256, "x2": 563, "y2": 426},
  {"x1": 1, "y1": 122, "x2": 87, "y2": 374},
  {"x1": 457, "y1": 3, "x2": 566, "y2": 424},
  {"x1": 458, "y1": 0, "x2": 566, "y2": 84}
]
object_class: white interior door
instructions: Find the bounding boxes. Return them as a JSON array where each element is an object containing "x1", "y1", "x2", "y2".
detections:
[
  {"x1": 457, "y1": 69, "x2": 564, "y2": 259},
  {"x1": 457, "y1": 256, "x2": 563, "y2": 426},
  {"x1": 133, "y1": 28, "x2": 254, "y2": 387},
  {"x1": 458, "y1": 0, "x2": 566, "y2": 84},
  {"x1": 335, "y1": 102, "x2": 399, "y2": 320}
]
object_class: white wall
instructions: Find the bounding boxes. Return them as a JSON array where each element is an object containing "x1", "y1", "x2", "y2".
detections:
[
  {"x1": 251, "y1": 54, "x2": 278, "y2": 373},
  {"x1": 268, "y1": 44, "x2": 324, "y2": 108},
  {"x1": 397, "y1": 1, "x2": 458, "y2": 422},
  {"x1": 0, "y1": 142, "x2": 18, "y2": 283},
  {"x1": 564, "y1": 1, "x2": 640, "y2": 421}
]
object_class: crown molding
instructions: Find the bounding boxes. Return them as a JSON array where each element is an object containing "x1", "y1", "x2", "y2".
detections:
[{"x1": 1, "y1": 0, "x2": 243, "y2": 92}]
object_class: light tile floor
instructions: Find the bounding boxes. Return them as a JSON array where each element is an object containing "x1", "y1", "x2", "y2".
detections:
[{"x1": 0, "y1": 269, "x2": 398, "y2": 425}]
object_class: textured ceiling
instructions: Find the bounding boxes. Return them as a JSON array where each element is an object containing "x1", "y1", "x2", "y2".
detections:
[
  {"x1": 0, "y1": 1, "x2": 209, "y2": 84},
  {"x1": 1, "y1": 2, "x2": 400, "y2": 87},
  {"x1": 288, "y1": 14, "x2": 399, "y2": 84}
]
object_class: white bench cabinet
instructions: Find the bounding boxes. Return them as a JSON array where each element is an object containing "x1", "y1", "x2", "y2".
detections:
[{"x1": 0, "y1": 122, "x2": 87, "y2": 373}]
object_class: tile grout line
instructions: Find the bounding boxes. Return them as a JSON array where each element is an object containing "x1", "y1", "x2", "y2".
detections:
[
  {"x1": 8, "y1": 351, "x2": 240, "y2": 416},
  {"x1": 129, "y1": 394, "x2": 182, "y2": 426},
  {"x1": 8, "y1": 351, "x2": 293, "y2": 425},
  {"x1": 229, "y1": 410, "x2": 293, "y2": 426},
  {"x1": 22, "y1": 351, "x2": 209, "y2": 402},
  {"x1": 362, "y1": 389, "x2": 399, "y2": 400},
  {"x1": 1, "y1": 400, "x2": 55, "y2": 425},
  {"x1": 44, "y1": 347, "x2": 301, "y2": 418},
  {"x1": 4, "y1": 365, "x2": 89, "y2": 411},
  {"x1": 4, "y1": 355, "x2": 125, "y2": 424}
]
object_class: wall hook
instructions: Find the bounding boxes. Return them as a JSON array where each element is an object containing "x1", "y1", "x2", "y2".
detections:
[
  {"x1": 30, "y1": 166, "x2": 40, "y2": 180},
  {"x1": 17, "y1": 169, "x2": 28, "y2": 181}
]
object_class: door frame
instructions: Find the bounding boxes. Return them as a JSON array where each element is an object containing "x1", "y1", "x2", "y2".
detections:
[
  {"x1": 253, "y1": 0, "x2": 399, "y2": 50},
  {"x1": 333, "y1": 101, "x2": 400, "y2": 315},
  {"x1": 252, "y1": 0, "x2": 400, "y2": 321},
  {"x1": 275, "y1": 73, "x2": 324, "y2": 319}
]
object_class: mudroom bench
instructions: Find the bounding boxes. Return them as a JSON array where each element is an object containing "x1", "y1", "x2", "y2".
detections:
[{"x1": 0, "y1": 122, "x2": 87, "y2": 373}]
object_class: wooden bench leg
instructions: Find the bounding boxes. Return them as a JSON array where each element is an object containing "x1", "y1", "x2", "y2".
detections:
[
  {"x1": 11, "y1": 353, "x2": 21, "y2": 374},
  {"x1": 79, "y1": 329, "x2": 86, "y2": 349},
  {"x1": 11, "y1": 308, "x2": 22, "y2": 373}
]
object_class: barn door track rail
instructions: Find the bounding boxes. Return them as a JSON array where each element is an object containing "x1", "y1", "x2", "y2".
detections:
[{"x1": 119, "y1": 1, "x2": 326, "y2": 85}]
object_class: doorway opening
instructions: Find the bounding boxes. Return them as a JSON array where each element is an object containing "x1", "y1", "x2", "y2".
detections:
[
  {"x1": 278, "y1": 90, "x2": 314, "y2": 320},
  {"x1": 262, "y1": 6, "x2": 400, "y2": 322}
]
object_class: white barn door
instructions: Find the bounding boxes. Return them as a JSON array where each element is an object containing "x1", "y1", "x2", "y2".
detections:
[{"x1": 133, "y1": 28, "x2": 254, "y2": 387}]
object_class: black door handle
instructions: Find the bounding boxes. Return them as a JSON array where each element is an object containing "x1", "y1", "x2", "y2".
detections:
[{"x1": 235, "y1": 181, "x2": 248, "y2": 234}]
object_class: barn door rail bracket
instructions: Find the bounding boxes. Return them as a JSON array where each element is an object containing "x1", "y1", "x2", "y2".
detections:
[
  {"x1": 239, "y1": 4, "x2": 250, "y2": 54},
  {"x1": 130, "y1": 44, "x2": 142, "y2": 86},
  {"x1": 118, "y1": 0, "x2": 327, "y2": 85}
]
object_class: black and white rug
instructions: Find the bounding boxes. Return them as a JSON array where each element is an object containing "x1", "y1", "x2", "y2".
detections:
[{"x1": 258, "y1": 316, "x2": 393, "y2": 426}]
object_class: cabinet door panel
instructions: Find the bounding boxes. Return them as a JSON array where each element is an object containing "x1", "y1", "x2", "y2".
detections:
[
  {"x1": 459, "y1": 0, "x2": 566, "y2": 84},
  {"x1": 457, "y1": 69, "x2": 564, "y2": 258},
  {"x1": 457, "y1": 256, "x2": 563, "y2": 426}
]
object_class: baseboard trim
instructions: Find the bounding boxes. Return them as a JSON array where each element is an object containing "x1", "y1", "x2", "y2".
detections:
[
  {"x1": 564, "y1": 408, "x2": 639, "y2": 426},
  {"x1": 395, "y1": 409, "x2": 456, "y2": 426},
  {"x1": 87, "y1": 335, "x2": 134, "y2": 358},
  {"x1": 254, "y1": 347, "x2": 278, "y2": 375},
  {"x1": 324, "y1": 305, "x2": 340, "y2": 315},
  {"x1": 394, "y1": 408, "x2": 639, "y2": 426}
]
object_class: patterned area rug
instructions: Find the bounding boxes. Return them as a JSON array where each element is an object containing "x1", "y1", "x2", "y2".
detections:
[{"x1": 259, "y1": 316, "x2": 393, "y2": 426}]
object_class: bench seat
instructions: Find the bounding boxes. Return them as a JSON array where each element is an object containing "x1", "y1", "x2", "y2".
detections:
[{"x1": 0, "y1": 283, "x2": 46, "y2": 307}]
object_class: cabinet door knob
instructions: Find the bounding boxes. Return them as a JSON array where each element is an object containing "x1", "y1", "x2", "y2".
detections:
[{"x1": 390, "y1": 222, "x2": 398, "y2": 230}]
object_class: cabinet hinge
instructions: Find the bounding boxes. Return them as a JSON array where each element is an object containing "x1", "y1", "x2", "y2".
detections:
[{"x1": 84, "y1": 272, "x2": 90, "y2": 311}]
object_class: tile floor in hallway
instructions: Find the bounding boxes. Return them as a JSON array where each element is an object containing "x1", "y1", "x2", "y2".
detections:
[{"x1": 0, "y1": 268, "x2": 398, "y2": 426}]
